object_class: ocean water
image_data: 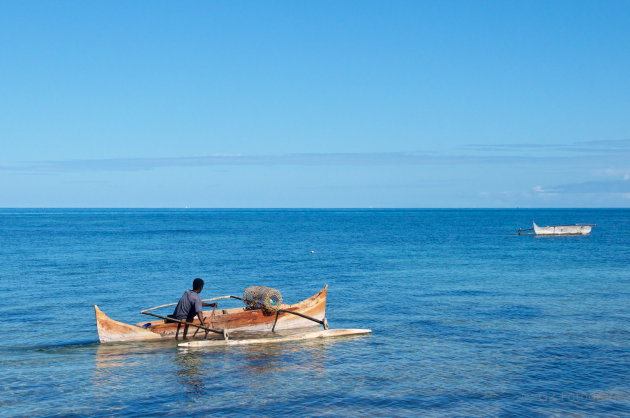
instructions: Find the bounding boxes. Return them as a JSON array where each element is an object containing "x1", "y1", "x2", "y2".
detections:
[{"x1": 0, "y1": 209, "x2": 628, "y2": 416}]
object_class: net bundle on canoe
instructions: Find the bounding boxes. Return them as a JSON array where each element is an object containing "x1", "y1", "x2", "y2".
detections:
[{"x1": 242, "y1": 286, "x2": 282, "y2": 313}]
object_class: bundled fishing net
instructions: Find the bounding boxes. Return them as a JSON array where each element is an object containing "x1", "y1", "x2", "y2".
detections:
[{"x1": 243, "y1": 286, "x2": 283, "y2": 312}]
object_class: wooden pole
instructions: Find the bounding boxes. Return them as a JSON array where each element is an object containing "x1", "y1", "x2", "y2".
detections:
[
  {"x1": 271, "y1": 309, "x2": 328, "y2": 332},
  {"x1": 271, "y1": 310, "x2": 280, "y2": 333},
  {"x1": 140, "y1": 311, "x2": 224, "y2": 337},
  {"x1": 142, "y1": 295, "x2": 239, "y2": 313}
]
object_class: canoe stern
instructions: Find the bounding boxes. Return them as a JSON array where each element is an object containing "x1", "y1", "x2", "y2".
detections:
[{"x1": 95, "y1": 305, "x2": 162, "y2": 343}]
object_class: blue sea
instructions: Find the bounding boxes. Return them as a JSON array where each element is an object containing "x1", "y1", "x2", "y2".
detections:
[{"x1": 1, "y1": 209, "x2": 629, "y2": 416}]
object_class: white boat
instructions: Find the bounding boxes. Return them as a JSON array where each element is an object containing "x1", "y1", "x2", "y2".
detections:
[{"x1": 532, "y1": 222, "x2": 594, "y2": 235}]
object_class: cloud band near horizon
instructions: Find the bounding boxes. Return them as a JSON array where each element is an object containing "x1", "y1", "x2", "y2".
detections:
[{"x1": 0, "y1": 150, "x2": 616, "y2": 173}]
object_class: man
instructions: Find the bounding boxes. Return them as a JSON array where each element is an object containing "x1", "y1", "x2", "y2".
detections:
[{"x1": 171, "y1": 278, "x2": 217, "y2": 329}]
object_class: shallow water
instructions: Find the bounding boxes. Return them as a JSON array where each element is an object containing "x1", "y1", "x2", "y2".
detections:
[{"x1": 1, "y1": 209, "x2": 629, "y2": 416}]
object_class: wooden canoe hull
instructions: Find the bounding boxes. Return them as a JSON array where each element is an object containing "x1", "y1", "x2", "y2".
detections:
[
  {"x1": 95, "y1": 285, "x2": 328, "y2": 343},
  {"x1": 533, "y1": 222, "x2": 593, "y2": 235},
  {"x1": 95, "y1": 304, "x2": 163, "y2": 343}
]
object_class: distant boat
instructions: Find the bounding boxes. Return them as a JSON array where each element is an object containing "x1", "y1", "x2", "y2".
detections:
[{"x1": 532, "y1": 222, "x2": 595, "y2": 235}]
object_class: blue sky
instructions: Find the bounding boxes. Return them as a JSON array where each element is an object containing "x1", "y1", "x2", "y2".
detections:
[{"x1": 1, "y1": 1, "x2": 629, "y2": 207}]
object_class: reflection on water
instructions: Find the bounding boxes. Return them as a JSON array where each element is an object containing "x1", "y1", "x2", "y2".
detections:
[
  {"x1": 174, "y1": 350, "x2": 205, "y2": 395},
  {"x1": 90, "y1": 331, "x2": 350, "y2": 403},
  {"x1": 93, "y1": 341, "x2": 175, "y2": 396},
  {"x1": 230, "y1": 337, "x2": 345, "y2": 376}
]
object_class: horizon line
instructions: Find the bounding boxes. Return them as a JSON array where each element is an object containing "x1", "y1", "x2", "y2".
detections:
[{"x1": 0, "y1": 207, "x2": 626, "y2": 210}]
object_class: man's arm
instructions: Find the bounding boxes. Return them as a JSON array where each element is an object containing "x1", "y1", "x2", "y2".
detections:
[
  {"x1": 197, "y1": 303, "x2": 217, "y2": 326},
  {"x1": 192, "y1": 294, "x2": 212, "y2": 326},
  {"x1": 197, "y1": 311, "x2": 206, "y2": 327}
]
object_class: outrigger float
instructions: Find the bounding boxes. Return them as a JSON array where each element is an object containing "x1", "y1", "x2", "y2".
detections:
[{"x1": 94, "y1": 285, "x2": 371, "y2": 347}]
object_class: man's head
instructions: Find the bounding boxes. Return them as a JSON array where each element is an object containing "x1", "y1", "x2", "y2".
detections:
[{"x1": 192, "y1": 278, "x2": 204, "y2": 293}]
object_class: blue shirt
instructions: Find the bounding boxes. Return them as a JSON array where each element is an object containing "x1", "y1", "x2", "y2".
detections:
[{"x1": 172, "y1": 290, "x2": 203, "y2": 320}]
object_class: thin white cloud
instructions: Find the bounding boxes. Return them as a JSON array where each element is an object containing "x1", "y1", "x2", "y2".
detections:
[
  {"x1": 594, "y1": 168, "x2": 630, "y2": 180},
  {"x1": 0, "y1": 152, "x2": 551, "y2": 173},
  {"x1": 464, "y1": 138, "x2": 630, "y2": 155},
  {"x1": 533, "y1": 185, "x2": 557, "y2": 194},
  {"x1": 2, "y1": 138, "x2": 627, "y2": 174},
  {"x1": 537, "y1": 179, "x2": 630, "y2": 194}
]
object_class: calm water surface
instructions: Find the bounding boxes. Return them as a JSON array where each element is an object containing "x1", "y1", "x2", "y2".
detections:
[{"x1": 0, "y1": 209, "x2": 629, "y2": 416}]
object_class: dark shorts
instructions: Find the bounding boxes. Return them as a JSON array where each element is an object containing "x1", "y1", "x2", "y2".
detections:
[{"x1": 165, "y1": 314, "x2": 195, "y2": 324}]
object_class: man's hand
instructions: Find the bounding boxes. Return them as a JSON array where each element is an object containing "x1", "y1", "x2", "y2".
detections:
[{"x1": 197, "y1": 312, "x2": 206, "y2": 328}]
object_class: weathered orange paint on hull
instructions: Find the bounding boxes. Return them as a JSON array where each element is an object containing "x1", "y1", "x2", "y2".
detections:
[
  {"x1": 95, "y1": 285, "x2": 328, "y2": 343},
  {"x1": 95, "y1": 304, "x2": 162, "y2": 343}
]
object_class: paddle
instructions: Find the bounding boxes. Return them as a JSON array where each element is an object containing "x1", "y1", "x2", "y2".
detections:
[{"x1": 140, "y1": 310, "x2": 227, "y2": 339}]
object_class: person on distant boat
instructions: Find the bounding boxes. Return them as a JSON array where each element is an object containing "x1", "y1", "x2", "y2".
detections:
[{"x1": 170, "y1": 278, "x2": 216, "y2": 327}]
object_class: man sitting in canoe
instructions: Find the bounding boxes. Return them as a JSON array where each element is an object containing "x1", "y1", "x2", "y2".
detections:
[{"x1": 169, "y1": 278, "x2": 216, "y2": 327}]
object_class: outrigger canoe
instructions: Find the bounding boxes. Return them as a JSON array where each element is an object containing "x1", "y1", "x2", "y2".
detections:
[
  {"x1": 95, "y1": 285, "x2": 329, "y2": 343},
  {"x1": 515, "y1": 222, "x2": 596, "y2": 236},
  {"x1": 533, "y1": 222, "x2": 594, "y2": 235}
]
